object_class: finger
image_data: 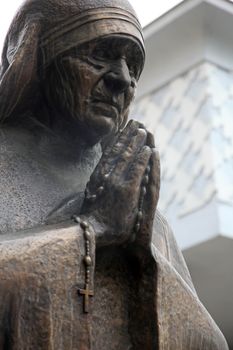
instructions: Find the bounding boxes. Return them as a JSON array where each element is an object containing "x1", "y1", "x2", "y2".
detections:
[
  {"x1": 134, "y1": 149, "x2": 160, "y2": 249},
  {"x1": 110, "y1": 128, "x2": 148, "y2": 181},
  {"x1": 146, "y1": 131, "x2": 155, "y2": 148},
  {"x1": 143, "y1": 149, "x2": 160, "y2": 214},
  {"x1": 125, "y1": 145, "x2": 152, "y2": 186},
  {"x1": 103, "y1": 119, "x2": 145, "y2": 158},
  {"x1": 127, "y1": 118, "x2": 145, "y2": 130},
  {"x1": 101, "y1": 120, "x2": 133, "y2": 156},
  {"x1": 90, "y1": 121, "x2": 146, "y2": 184}
]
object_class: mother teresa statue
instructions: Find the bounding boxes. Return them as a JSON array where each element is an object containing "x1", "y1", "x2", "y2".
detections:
[{"x1": 0, "y1": 0, "x2": 228, "y2": 349}]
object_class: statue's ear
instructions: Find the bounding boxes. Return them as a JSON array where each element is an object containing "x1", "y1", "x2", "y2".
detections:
[{"x1": 0, "y1": 19, "x2": 41, "y2": 122}]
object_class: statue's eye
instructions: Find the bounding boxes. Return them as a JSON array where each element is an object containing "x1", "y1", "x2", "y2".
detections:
[
  {"x1": 91, "y1": 39, "x2": 119, "y2": 61},
  {"x1": 92, "y1": 47, "x2": 114, "y2": 61}
]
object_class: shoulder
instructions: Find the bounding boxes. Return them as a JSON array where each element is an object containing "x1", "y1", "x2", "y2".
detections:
[
  {"x1": 0, "y1": 127, "x2": 39, "y2": 185},
  {"x1": 0, "y1": 126, "x2": 51, "y2": 234}
]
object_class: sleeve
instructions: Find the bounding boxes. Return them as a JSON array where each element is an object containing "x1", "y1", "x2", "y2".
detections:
[
  {"x1": 152, "y1": 210, "x2": 196, "y2": 293},
  {"x1": 151, "y1": 210, "x2": 229, "y2": 350}
]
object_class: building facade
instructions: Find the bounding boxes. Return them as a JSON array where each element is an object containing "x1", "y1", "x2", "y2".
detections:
[{"x1": 133, "y1": 0, "x2": 233, "y2": 347}]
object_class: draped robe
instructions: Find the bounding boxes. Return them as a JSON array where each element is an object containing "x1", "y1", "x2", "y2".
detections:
[{"x1": 0, "y1": 211, "x2": 228, "y2": 349}]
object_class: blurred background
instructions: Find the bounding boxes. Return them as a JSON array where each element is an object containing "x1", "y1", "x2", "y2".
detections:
[{"x1": 1, "y1": 0, "x2": 233, "y2": 348}]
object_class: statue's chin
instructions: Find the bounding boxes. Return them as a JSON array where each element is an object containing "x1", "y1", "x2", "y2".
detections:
[
  {"x1": 67, "y1": 116, "x2": 115, "y2": 147},
  {"x1": 80, "y1": 109, "x2": 128, "y2": 147},
  {"x1": 85, "y1": 117, "x2": 117, "y2": 146},
  {"x1": 75, "y1": 108, "x2": 120, "y2": 146},
  {"x1": 89, "y1": 103, "x2": 120, "y2": 132}
]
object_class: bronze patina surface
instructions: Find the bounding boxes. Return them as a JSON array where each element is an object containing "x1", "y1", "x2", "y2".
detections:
[{"x1": 0, "y1": 0, "x2": 229, "y2": 349}]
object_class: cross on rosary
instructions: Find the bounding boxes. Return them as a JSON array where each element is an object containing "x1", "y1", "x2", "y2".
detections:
[{"x1": 78, "y1": 284, "x2": 94, "y2": 313}]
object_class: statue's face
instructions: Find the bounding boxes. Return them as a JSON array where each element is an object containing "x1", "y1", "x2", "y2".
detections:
[{"x1": 47, "y1": 35, "x2": 144, "y2": 144}]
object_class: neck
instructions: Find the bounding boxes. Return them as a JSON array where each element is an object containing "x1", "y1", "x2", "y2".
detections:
[
  {"x1": 22, "y1": 102, "x2": 103, "y2": 164},
  {"x1": 39, "y1": 120, "x2": 102, "y2": 169},
  {"x1": 5, "y1": 115, "x2": 102, "y2": 177}
]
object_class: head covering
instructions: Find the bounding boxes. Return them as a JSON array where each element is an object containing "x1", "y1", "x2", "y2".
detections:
[{"x1": 0, "y1": 0, "x2": 145, "y2": 123}]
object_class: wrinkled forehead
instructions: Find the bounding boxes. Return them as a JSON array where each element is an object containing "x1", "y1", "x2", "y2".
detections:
[{"x1": 40, "y1": 7, "x2": 145, "y2": 68}]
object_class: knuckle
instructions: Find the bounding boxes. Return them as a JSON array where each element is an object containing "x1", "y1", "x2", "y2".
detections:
[
  {"x1": 112, "y1": 141, "x2": 124, "y2": 153},
  {"x1": 123, "y1": 148, "x2": 132, "y2": 159}
]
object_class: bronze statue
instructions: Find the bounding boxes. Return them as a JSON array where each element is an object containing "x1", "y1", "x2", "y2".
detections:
[{"x1": 0, "y1": 0, "x2": 228, "y2": 349}]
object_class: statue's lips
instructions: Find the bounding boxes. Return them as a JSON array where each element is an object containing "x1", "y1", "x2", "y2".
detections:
[{"x1": 91, "y1": 99, "x2": 120, "y2": 119}]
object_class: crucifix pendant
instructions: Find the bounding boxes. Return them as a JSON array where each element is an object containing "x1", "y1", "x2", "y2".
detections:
[{"x1": 78, "y1": 284, "x2": 94, "y2": 313}]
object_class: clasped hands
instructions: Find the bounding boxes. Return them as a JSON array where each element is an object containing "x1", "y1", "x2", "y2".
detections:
[{"x1": 81, "y1": 120, "x2": 160, "y2": 258}]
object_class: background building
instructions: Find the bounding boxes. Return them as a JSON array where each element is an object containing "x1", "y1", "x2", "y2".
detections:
[{"x1": 133, "y1": 0, "x2": 233, "y2": 347}]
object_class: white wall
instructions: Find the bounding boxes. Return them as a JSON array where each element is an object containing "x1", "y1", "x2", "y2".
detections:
[{"x1": 132, "y1": 61, "x2": 233, "y2": 249}]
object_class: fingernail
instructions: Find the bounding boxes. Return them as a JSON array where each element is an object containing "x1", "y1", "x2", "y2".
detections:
[{"x1": 138, "y1": 128, "x2": 147, "y2": 136}]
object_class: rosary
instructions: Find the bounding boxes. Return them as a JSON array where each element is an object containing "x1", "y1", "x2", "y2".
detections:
[
  {"x1": 73, "y1": 215, "x2": 94, "y2": 314},
  {"x1": 73, "y1": 158, "x2": 151, "y2": 314}
]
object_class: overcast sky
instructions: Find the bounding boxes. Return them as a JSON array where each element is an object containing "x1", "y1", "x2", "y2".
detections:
[{"x1": 0, "y1": 0, "x2": 185, "y2": 54}]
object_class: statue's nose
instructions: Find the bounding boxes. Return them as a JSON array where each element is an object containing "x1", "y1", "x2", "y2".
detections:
[{"x1": 104, "y1": 59, "x2": 131, "y2": 94}]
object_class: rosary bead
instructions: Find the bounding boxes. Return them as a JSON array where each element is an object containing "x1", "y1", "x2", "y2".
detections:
[
  {"x1": 81, "y1": 220, "x2": 89, "y2": 230},
  {"x1": 104, "y1": 173, "x2": 110, "y2": 180},
  {"x1": 97, "y1": 186, "x2": 104, "y2": 195},
  {"x1": 89, "y1": 195, "x2": 97, "y2": 203},
  {"x1": 84, "y1": 230, "x2": 91, "y2": 241},
  {"x1": 143, "y1": 175, "x2": 149, "y2": 185},
  {"x1": 84, "y1": 256, "x2": 92, "y2": 266},
  {"x1": 146, "y1": 165, "x2": 151, "y2": 174},
  {"x1": 73, "y1": 215, "x2": 81, "y2": 224},
  {"x1": 137, "y1": 211, "x2": 143, "y2": 221},
  {"x1": 141, "y1": 186, "x2": 147, "y2": 196}
]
